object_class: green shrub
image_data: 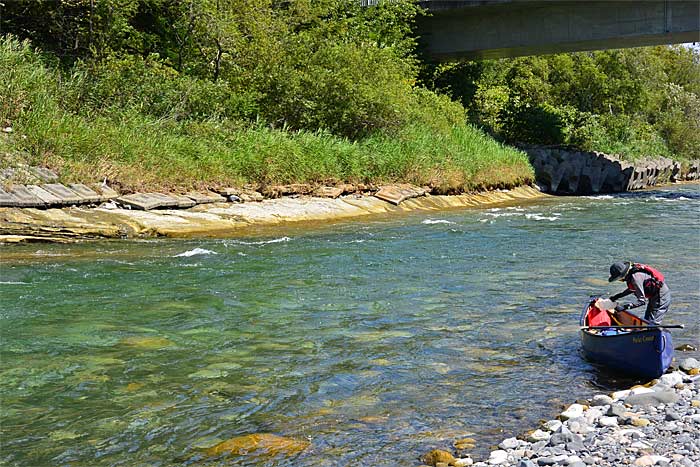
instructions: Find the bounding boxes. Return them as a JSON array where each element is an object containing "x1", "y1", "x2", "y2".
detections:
[
  {"x1": 655, "y1": 83, "x2": 700, "y2": 160},
  {"x1": 1, "y1": 34, "x2": 533, "y2": 193},
  {"x1": 0, "y1": 36, "x2": 60, "y2": 127},
  {"x1": 571, "y1": 113, "x2": 670, "y2": 160},
  {"x1": 260, "y1": 43, "x2": 416, "y2": 138},
  {"x1": 70, "y1": 55, "x2": 259, "y2": 121},
  {"x1": 501, "y1": 102, "x2": 575, "y2": 145},
  {"x1": 427, "y1": 46, "x2": 700, "y2": 161}
]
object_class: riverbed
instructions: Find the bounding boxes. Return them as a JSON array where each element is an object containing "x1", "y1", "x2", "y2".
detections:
[{"x1": 1, "y1": 184, "x2": 698, "y2": 466}]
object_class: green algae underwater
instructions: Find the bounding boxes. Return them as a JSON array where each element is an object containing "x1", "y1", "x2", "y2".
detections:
[{"x1": 1, "y1": 184, "x2": 699, "y2": 467}]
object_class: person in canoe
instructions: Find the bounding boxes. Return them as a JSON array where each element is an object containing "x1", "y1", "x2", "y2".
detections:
[{"x1": 607, "y1": 261, "x2": 671, "y2": 324}]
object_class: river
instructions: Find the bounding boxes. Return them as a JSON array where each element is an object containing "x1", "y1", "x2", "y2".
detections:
[{"x1": 1, "y1": 184, "x2": 699, "y2": 466}]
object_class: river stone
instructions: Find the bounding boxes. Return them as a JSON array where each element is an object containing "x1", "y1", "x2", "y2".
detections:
[
  {"x1": 584, "y1": 406, "x2": 606, "y2": 425},
  {"x1": 214, "y1": 187, "x2": 241, "y2": 197},
  {"x1": 499, "y1": 437, "x2": 520, "y2": 450},
  {"x1": 313, "y1": 186, "x2": 344, "y2": 199},
  {"x1": 548, "y1": 431, "x2": 582, "y2": 446},
  {"x1": 598, "y1": 416, "x2": 618, "y2": 427},
  {"x1": 591, "y1": 394, "x2": 613, "y2": 406},
  {"x1": 454, "y1": 438, "x2": 476, "y2": 450},
  {"x1": 619, "y1": 428, "x2": 645, "y2": 439},
  {"x1": 205, "y1": 433, "x2": 309, "y2": 458},
  {"x1": 1, "y1": 185, "x2": 545, "y2": 241},
  {"x1": 120, "y1": 336, "x2": 174, "y2": 349},
  {"x1": 659, "y1": 372, "x2": 683, "y2": 387},
  {"x1": 561, "y1": 404, "x2": 586, "y2": 420},
  {"x1": 48, "y1": 430, "x2": 83, "y2": 441},
  {"x1": 188, "y1": 368, "x2": 229, "y2": 379},
  {"x1": 607, "y1": 404, "x2": 627, "y2": 417},
  {"x1": 679, "y1": 358, "x2": 700, "y2": 372},
  {"x1": 487, "y1": 450, "x2": 508, "y2": 465},
  {"x1": 625, "y1": 391, "x2": 679, "y2": 406},
  {"x1": 542, "y1": 420, "x2": 562, "y2": 432},
  {"x1": 421, "y1": 449, "x2": 456, "y2": 466},
  {"x1": 630, "y1": 386, "x2": 655, "y2": 396},
  {"x1": 238, "y1": 190, "x2": 264, "y2": 202},
  {"x1": 527, "y1": 429, "x2": 551, "y2": 442},
  {"x1": 634, "y1": 455, "x2": 670, "y2": 466},
  {"x1": 631, "y1": 417, "x2": 651, "y2": 427}
]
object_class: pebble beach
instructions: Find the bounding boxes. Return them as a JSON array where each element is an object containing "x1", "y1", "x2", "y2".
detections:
[{"x1": 421, "y1": 358, "x2": 700, "y2": 467}]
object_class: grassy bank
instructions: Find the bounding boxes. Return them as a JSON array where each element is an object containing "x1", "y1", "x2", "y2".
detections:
[{"x1": 0, "y1": 37, "x2": 533, "y2": 194}]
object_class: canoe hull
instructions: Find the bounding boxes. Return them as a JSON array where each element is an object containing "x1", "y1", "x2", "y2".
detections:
[{"x1": 579, "y1": 300, "x2": 673, "y2": 380}]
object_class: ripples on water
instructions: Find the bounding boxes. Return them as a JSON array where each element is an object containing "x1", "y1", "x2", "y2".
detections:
[{"x1": 1, "y1": 185, "x2": 699, "y2": 466}]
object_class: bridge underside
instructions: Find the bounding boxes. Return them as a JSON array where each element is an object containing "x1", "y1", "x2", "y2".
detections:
[{"x1": 417, "y1": 1, "x2": 700, "y2": 61}]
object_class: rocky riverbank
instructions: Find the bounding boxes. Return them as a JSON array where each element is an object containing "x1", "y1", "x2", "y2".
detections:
[
  {"x1": 0, "y1": 185, "x2": 545, "y2": 243},
  {"x1": 420, "y1": 359, "x2": 700, "y2": 467}
]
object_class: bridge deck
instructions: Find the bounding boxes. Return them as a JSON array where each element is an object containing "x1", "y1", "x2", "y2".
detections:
[{"x1": 417, "y1": 0, "x2": 700, "y2": 60}]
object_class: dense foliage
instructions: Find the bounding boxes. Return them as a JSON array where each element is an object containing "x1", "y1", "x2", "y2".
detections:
[
  {"x1": 0, "y1": 34, "x2": 531, "y2": 192},
  {"x1": 1, "y1": 0, "x2": 432, "y2": 138},
  {"x1": 0, "y1": 0, "x2": 697, "y2": 194},
  {"x1": 0, "y1": 0, "x2": 534, "y2": 191},
  {"x1": 423, "y1": 47, "x2": 700, "y2": 160}
]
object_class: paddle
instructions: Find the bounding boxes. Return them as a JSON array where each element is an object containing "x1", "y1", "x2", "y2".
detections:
[{"x1": 580, "y1": 324, "x2": 685, "y2": 330}]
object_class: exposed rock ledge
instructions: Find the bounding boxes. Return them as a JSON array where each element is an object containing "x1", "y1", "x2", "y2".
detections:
[{"x1": 0, "y1": 186, "x2": 544, "y2": 243}]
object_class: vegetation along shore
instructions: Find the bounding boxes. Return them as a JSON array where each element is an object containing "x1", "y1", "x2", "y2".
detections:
[{"x1": 1, "y1": 1, "x2": 699, "y2": 201}]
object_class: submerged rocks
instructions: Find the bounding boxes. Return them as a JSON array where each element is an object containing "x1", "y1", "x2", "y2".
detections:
[
  {"x1": 680, "y1": 358, "x2": 700, "y2": 372},
  {"x1": 204, "y1": 433, "x2": 309, "y2": 458},
  {"x1": 464, "y1": 369, "x2": 700, "y2": 467},
  {"x1": 421, "y1": 449, "x2": 457, "y2": 466},
  {"x1": 119, "y1": 336, "x2": 174, "y2": 349}
]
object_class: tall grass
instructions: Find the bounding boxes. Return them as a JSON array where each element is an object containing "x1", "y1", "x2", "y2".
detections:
[{"x1": 1, "y1": 37, "x2": 534, "y2": 193}]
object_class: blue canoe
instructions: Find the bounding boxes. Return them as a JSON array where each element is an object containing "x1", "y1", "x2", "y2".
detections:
[{"x1": 579, "y1": 298, "x2": 673, "y2": 380}]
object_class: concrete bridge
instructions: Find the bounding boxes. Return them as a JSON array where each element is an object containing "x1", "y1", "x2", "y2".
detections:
[{"x1": 416, "y1": 0, "x2": 700, "y2": 60}]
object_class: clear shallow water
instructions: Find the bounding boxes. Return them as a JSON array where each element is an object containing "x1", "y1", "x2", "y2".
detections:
[{"x1": 1, "y1": 184, "x2": 699, "y2": 467}]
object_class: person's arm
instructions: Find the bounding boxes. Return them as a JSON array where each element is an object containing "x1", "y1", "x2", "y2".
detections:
[{"x1": 610, "y1": 289, "x2": 632, "y2": 302}]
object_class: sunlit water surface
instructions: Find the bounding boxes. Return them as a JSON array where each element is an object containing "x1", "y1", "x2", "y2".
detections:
[{"x1": 1, "y1": 184, "x2": 699, "y2": 467}]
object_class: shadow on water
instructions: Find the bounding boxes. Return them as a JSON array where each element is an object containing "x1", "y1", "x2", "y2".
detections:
[{"x1": 583, "y1": 360, "x2": 650, "y2": 392}]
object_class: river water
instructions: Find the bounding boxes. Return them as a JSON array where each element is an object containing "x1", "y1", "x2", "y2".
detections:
[{"x1": 1, "y1": 184, "x2": 699, "y2": 467}]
